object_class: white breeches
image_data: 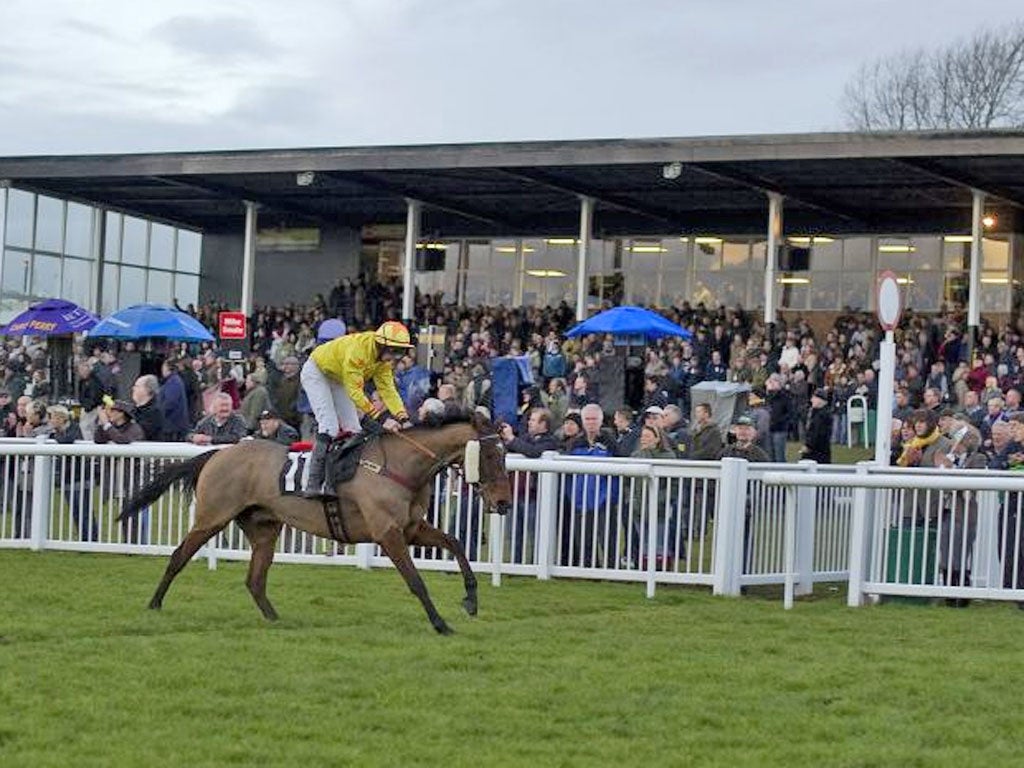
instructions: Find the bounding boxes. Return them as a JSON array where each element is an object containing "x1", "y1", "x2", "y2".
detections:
[{"x1": 300, "y1": 358, "x2": 362, "y2": 438}]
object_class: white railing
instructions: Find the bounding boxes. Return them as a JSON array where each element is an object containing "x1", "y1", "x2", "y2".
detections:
[{"x1": 0, "y1": 439, "x2": 849, "y2": 601}]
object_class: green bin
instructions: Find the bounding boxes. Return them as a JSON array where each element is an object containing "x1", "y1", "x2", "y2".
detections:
[{"x1": 885, "y1": 525, "x2": 937, "y2": 603}]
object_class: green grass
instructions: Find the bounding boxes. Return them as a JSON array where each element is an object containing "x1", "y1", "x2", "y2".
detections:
[{"x1": 1, "y1": 551, "x2": 1022, "y2": 767}]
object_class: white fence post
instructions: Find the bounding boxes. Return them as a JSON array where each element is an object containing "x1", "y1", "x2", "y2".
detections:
[
  {"x1": 846, "y1": 462, "x2": 872, "y2": 606},
  {"x1": 535, "y1": 452, "x2": 559, "y2": 581},
  {"x1": 29, "y1": 451, "x2": 53, "y2": 551},
  {"x1": 356, "y1": 542, "x2": 374, "y2": 569},
  {"x1": 974, "y1": 490, "x2": 1001, "y2": 589},
  {"x1": 713, "y1": 457, "x2": 747, "y2": 596},
  {"x1": 795, "y1": 460, "x2": 817, "y2": 596},
  {"x1": 645, "y1": 471, "x2": 659, "y2": 599},
  {"x1": 490, "y1": 513, "x2": 503, "y2": 587}
]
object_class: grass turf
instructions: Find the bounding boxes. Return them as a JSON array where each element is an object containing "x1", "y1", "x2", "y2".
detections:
[{"x1": 1, "y1": 550, "x2": 1022, "y2": 767}]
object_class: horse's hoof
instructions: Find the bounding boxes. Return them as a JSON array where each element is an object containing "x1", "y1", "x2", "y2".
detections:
[
  {"x1": 462, "y1": 597, "x2": 478, "y2": 617},
  {"x1": 434, "y1": 621, "x2": 454, "y2": 635},
  {"x1": 148, "y1": 600, "x2": 162, "y2": 611}
]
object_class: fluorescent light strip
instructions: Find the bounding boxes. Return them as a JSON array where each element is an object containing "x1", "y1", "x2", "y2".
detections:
[
  {"x1": 693, "y1": 237, "x2": 723, "y2": 245},
  {"x1": 943, "y1": 236, "x2": 974, "y2": 243},
  {"x1": 629, "y1": 246, "x2": 667, "y2": 253},
  {"x1": 778, "y1": 277, "x2": 810, "y2": 285},
  {"x1": 879, "y1": 245, "x2": 915, "y2": 253},
  {"x1": 526, "y1": 269, "x2": 567, "y2": 278},
  {"x1": 545, "y1": 238, "x2": 577, "y2": 245}
]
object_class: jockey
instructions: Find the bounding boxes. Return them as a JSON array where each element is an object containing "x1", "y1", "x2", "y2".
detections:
[{"x1": 299, "y1": 320, "x2": 414, "y2": 496}]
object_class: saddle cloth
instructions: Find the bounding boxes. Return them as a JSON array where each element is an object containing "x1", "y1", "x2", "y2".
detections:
[
  {"x1": 278, "y1": 439, "x2": 367, "y2": 496},
  {"x1": 279, "y1": 452, "x2": 313, "y2": 495}
]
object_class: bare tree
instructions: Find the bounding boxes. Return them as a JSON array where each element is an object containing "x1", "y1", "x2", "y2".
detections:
[{"x1": 842, "y1": 23, "x2": 1024, "y2": 131}]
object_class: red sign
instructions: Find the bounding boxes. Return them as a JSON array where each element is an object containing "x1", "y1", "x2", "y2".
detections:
[{"x1": 218, "y1": 312, "x2": 247, "y2": 340}]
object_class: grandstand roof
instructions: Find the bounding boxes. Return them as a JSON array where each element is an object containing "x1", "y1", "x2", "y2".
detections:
[{"x1": 1, "y1": 130, "x2": 1023, "y2": 237}]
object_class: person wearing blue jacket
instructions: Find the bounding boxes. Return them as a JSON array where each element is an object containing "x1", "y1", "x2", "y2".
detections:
[{"x1": 159, "y1": 357, "x2": 191, "y2": 441}]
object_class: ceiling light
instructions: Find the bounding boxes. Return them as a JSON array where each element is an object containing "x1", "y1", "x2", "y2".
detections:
[
  {"x1": 981, "y1": 277, "x2": 1009, "y2": 284},
  {"x1": 694, "y1": 237, "x2": 723, "y2": 245},
  {"x1": 545, "y1": 238, "x2": 577, "y2": 245},
  {"x1": 415, "y1": 242, "x2": 447, "y2": 250},
  {"x1": 787, "y1": 236, "x2": 835, "y2": 245},
  {"x1": 944, "y1": 235, "x2": 973, "y2": 243},
  {"x1": 679, "y1": 237, "x2": 689, "y2": 243},
  {"x1": 778, "y1": 277, "x2": 810, "y2": 285},
  {"x1": 296, "y1": 171, "x2": 315, "y2": 186},
  {"x1": 629, "y1": 246, "x2": 667, "y2": 253},
  {"x1": 494, "y1": 246, "x2": 535, "y2": 253},
  {"x1": 983, "y1": 214, "x2": 997, "y2": 228},
  {"x1": 662, "y1": 162, "x2": 683, "y2": 180},
  {"x1": 526, "y1": 269, "x2": 567, "y2": 278},
  {"x1": 896, "y1": 277, "x2": 914, "y2": 285},
  {"x1": 879, "y1": 245, "x2": 915, "y2": 253}
]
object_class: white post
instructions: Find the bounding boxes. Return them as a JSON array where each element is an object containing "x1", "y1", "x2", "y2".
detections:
[
  {"x1": 402, "y1": 199, "x2": 421, "y2": 322},
  {"x1": 535, "y1": 452, "x2": 559, "y2": 580},
  {"x1": 357, "y1": 542, "x2": 374, "y2": 569},
  {"x1": 846, "y1": 462, "x2": 872, "y2": 606},
  {"x1": 874, "y1": 329, "x2": 896, "y2": 465},
  {"x1": 0, "y1": 185, "x2": 7, "y2": 297},
  {"x1": 513, "y1": 240, "x2": 526, "y2": 307},
  {"x1": 240, "y1": 200, "x2": 258, "y2": 317},
  {"x1": 30, "y1": 450, "x2": 53, "y2": 551},
  {"x1": 795, "y1": 460, "x2": 817, "y2": 596},
  {"x1": 91, "y1": 206, "x2": 106, "y2": 314},
  {"x1": 713, "y1": 457, "x2": 747, "y2": 596},
  {"x1": 968, "y1": 190, "x2": 984, "y2": 347},
  {"x1": 576, "y1": 196, "x2": 594, "y2": 322},
  {"x1": 489, "y1": 513, "x2": 503, "y2": 587},
  {"x1": 207, "y1": 532, "x2": 218, "y2": 570},
  {"x1": 645, "y1": 472, "x2": 659, "y2": 599},
  {"x1": 764, "y1": 192, "x2": 784, "y2": 327},
  {"x1": 783, "y1": 485, "x2": 797, "y2": 610}
]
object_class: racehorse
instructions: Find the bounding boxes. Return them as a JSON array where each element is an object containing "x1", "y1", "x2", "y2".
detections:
[{"x1": 120, "y1": 411, "x2": 512, "y2": 634}]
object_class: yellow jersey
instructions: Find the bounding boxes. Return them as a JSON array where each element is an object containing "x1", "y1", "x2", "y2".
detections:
[{"x1": 309, "y1": 331, "x2": 408, "y2": 419}]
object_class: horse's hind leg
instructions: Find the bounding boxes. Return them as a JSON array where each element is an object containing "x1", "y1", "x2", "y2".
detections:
[
  {"x1": 378, "y1": 526, "x2": 452, "y2": 635},
  {"x1": 410, "y1": 520, "x2": 478, "y2": 617},
  {"x1": 238, "y1": 517, "x2": 284, "y2": 621},
  {"x1": 149, "y1": 525, "x2": 225, "y2": 610}
]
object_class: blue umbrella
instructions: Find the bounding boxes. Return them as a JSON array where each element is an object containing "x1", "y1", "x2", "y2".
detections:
[
  {"x1": 1, "y1": 298, "x2": 98, "y2": 336},
  {"x1": 89, "y1": 303, "x2": 215, "y2": 342},
  {"x1": 565, "y1": 306, "x2": 693, "y2": 340}
]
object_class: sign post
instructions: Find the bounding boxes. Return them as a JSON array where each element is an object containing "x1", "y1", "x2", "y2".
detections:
[
  {"x1": 874, "y1": 271, "x2": 902, "y2": 465},
  {"x1": 218, "y1": 311, "x2": 248, "y2": 360}
]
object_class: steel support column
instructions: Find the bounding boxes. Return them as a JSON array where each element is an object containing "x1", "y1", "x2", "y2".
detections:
[
  {"x1": 240, "y1": 200, "x2": 258, "y2": 316},
  {"x1": 402, "y1": 199, "x2": 421, "y2": 322},
  {"x1": 764, "y1": 192, "x2": 784, "y2": 329},
  {"x1": 968, "y1": 190, "x2": 984, "y2": 355},
  {"x1": 576, "y1": 196, "x2": 594, "y2": 322}
]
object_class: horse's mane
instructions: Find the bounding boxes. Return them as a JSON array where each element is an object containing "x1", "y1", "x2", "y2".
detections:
[{"x1": 410, "y1": 411, "x2": 474, "y2": 430}]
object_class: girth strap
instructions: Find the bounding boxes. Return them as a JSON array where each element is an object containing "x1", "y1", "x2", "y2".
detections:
[{"x1": 322, "y1": 497, "x2": 349, "y2": 543}]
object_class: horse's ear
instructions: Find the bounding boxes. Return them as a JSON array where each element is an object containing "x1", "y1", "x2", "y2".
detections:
[{"x1": 470, "y1": 410, "x2": 486, "y2": 431}]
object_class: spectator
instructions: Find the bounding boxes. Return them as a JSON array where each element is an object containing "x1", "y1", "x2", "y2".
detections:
[
  {"x1": 765, "y1": 374, "x2": 792, "y2": 463},
  {"x1": 719, "y1": 414, "x2": 770, "y2": 463},
  {"x1": 934, "y1": 425, "x2": 987, "y2": 606},
  {"x1": 95, "y1": 399, "x2": 145, "y2": 444},
  {"x1": 660, "y1": 404, "x2": 691, "y2": 457},
  {"x1": 253, "y1": 409, "x2": 299, "y2": 446},
  {"x1": 131, "y1": 375, "x2": 166, "y2": 442},
  {"x1": 629, "y1": 423, "x2": 678, "y2": 567},
  {"x1": 159, "y1": 358, "x2": 191, "y2": 441},
  {"x1": 189, "y1": 393, "x2": 248, "y2": 446},
  {"x1": 417, "y1": 397, "x2": 446, "y2": 423},
  {"x1": 239, "y1": 369, "x2": 272, "y2": 431},
  {"x1": 500, "y1": 407, "x2": 559, "y2": 457},
  {"x1": 611, "y1": 407, "x2": 639, "y2": 457},
  {"x1": 800, "y1": 388, "x2": 832, "y2": 464},
  {"x1": 689, "y1": 403, "x2": 723, "y2": 461},
  {"x1": 558, "y1": 412, "x2": 582, "y2": 451},
  {"x1": 271, "y1": 355, "x2": 302, "y2": 430},
  {"x1": 49, "y1": 404, "x2": 96, "y2": 542}
]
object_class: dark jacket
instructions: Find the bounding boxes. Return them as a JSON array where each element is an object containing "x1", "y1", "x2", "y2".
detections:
[
  {"x1": 53, "y1": 422, "x2": 87, "y2": 486},
  {"x1": 767, "y1": 389, "x2": 793, "y2": 433},
  {"x1": 77, "y1": 374, "x2": 107, "y2": 411},
  {"x1": 506, "y1": 430, "x2": 560, "y2": 459},
  {"x1": 134, "y1": 398, "x2": 166, "y2": 442},
  {"x1": 718, "y1": 442, "x2": 770, "y2": 462},
  {"x1": 690, "y1": 422, "x2": 724, "y2": 460},
  {"x1": 190, "y1": 413, "x2": 248, "y2": 444},
  {"x1": 159, "y1": 372, "x2": 191, "y2": 440},
  {"x1": 94, "y1": 420, "x2": 145, "y2": 444},
  {"x1": 803, "y1": 405, "x2": 832, "y2": 464},
  {"x1": 255, "y1": 422, "x2": 300, "y2": 446}
]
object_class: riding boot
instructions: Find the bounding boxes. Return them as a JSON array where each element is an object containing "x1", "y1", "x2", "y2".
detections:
[{"x1": 300, "y1": 433, "x2": 332, "y2": 498}]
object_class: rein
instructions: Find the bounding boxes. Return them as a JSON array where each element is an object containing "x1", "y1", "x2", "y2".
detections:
[{"x1": 359, "y1": 428, "x2": 502, "y2": 492}]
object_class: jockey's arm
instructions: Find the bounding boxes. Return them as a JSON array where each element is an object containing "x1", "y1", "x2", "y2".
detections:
[{"x1": 371, "y1": 363, "x2": 410, "y2": 423}]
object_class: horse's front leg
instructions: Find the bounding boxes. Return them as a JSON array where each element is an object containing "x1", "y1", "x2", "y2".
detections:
[
  {"x1": 378, "y1": 527, "x2": 453, "y2": 635},
  {"x1": 410, "y1": 519, "x2": 478, "y2": 616}
]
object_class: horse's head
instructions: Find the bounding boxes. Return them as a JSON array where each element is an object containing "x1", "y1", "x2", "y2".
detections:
[{"x1": 467, "y1": 411, "x2": 512, "y2": 515}]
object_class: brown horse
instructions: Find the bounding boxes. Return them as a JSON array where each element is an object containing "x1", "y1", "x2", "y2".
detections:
[{"x1": 120, "y1": 412, "x2": 512, "y2": 634}]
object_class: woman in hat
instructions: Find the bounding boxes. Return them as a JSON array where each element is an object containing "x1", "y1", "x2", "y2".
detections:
[{"x1": 800, "y1": 388, "x2": 833, "y2": 464}]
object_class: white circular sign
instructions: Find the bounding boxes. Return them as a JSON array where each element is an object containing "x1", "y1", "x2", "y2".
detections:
[{"x1": 877, "y1": 271, "x2": 902, "y2": 331}]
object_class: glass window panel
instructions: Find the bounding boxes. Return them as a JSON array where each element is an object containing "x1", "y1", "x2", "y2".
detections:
[
  {"x1": 147, "y1": 270, "x2": 173, "y2": 305},
  {"x1": 980, "y1": 280, "x2": 1008, "y2": 312},
  {"x1": 35, "y1": 196, "x2": 64, "y2": 253},
  {"x1": 2, "y1": 249, "x2": 31, "y2": 298},
  {"x1": 943, "y1": 239, "x2": 967, "y2": 270},
  {"x1": 101, "y1": 264, "x2": 119, "y2": 315},
  {"x1": 31, "y1": 253, "x2": 61, "y2": 299},
  {"x1": 944, "y1": 273, "x2": 968, "y2": 308},
  {"x1": 661, "y1": 271, "x2": 688, "y2": 309},
  {"x1": 528, "y1": 238, "x2": 576, "y2": 275},
  {"x1": 693, "y1": 274, "x2": 731, "y2": 308},
  {"x1": 61, "y1": 257, "x2": 92, "y2": 310},
  {"x1": 905, "y1": 273, "x2": 941, "y2": 311},
  {"x1": 878, "y1": 238, "x2": 913, "y2": 272},
  {"x1": 176, "y1": 229, "x2": 201, "y2": 273},
  {"x1": 104, "y1": 212, "x2": 122, "y2": 262},
  {"x1": 983, "y1": 237, "x2": 1010, "y2": 271},
  {"x1": 625, "y1": 240, "x2": 661, "y2": 305},
  {"x1": 174, "y1": 273, "x2": 199, "y2": 308},
  {"x1": 778, "y1": 280, "x2": 809, "y2": 311},
  {"x1": 464, "y1": 273, "x2": 489, "y2": 306},
  {"x1": 751, "y1": 240, "x2": 767, "y2": 270},
  {"x1": 749, "y1": 266, "x2": 766, "y2": 308},
  {"x1": 466, "y1": 242, "x2": 490, "y2": 272},
  {"x1": 722, "y1": 240, "x2": 750, "y2": 269},
  {"x1": 810, "y1": 238, "x2": 842, "y2": 270},
  {"x1": 809, "y1": 271, "x2": 840, "y2": 310},
  {"x1": 843, "y1": 238, "x2": 872, "y2": 270},
  {"x1": 841, "y1": 272, "x2": 871, "y2": 311},
  {"x1": 5, "y1": 189, "x2": 35, "y2": 248},
  {"x1": 122, "y1": 216, "x2": 148, "y2": 265},
  {"x1": 415, "y1": 272, "x2": 453, "y2": 304},
  {"x1": 65, "y1": 202, "x2": 93, "y2": 258},
  {"x1": 718, "y1": 274, "x2": 748, "y2": 307},
  {"x1": 119, "y1": 265, "x2": 146, "y2": 307},
  {"x1": 149, "y1": 224, "x2": 175, "y2": 270},
  {"x1": 910, "y1": 236, "x2": 940, "y2": 270},
  {"x1": 694, "y1": 239, "x2": 722, "y2": 271}
]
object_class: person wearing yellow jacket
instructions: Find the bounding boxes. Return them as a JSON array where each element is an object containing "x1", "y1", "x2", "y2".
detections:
[{"x1": 298, "y1": 320, "x2": 414, "y2": 496}]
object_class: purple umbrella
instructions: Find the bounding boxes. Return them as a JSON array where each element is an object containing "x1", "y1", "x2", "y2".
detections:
[{"x1": 2, "y1": 298, "x2": 99, "y2": 336}]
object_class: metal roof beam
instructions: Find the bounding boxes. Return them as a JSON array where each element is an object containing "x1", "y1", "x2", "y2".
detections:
[
  {"x1": 149, "y1": 176, "x2": 327, "y2": 223},
  {"x1": 493, "y1": 168, "x2": 681, "y2": 227},
  {"x1": 324, "y1": 171, "x2": 512, "y2": 230},
  {"x1": 684, "y1": 163, "x2": 868, "y2": 226},
  {"x1": 889, "y1": 158, "x2": 1024, "y2": 208}
]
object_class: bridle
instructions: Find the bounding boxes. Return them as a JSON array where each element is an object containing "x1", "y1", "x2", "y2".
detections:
[{"x1": 368, "y1": 427, "x2": 504, "y2": 488}]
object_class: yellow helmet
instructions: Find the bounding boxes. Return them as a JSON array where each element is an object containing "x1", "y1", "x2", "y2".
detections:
[{"x1": 374, "y1": 320, "x2": 414, "y2": 349}]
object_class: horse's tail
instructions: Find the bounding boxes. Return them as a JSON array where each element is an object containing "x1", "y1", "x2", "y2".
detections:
[{"x1": 118, "y1": 450, "x2": 219, "y2": 522}]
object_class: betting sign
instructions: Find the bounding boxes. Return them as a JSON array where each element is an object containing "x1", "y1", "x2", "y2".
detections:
[{"x1": 218, "y1": 311, "x2": 247, "y2": 340}]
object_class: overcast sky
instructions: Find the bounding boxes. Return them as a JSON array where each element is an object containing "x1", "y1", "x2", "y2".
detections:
[{"x1": 0, "y1": 0, "x2": 1020, "y2": 155}]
